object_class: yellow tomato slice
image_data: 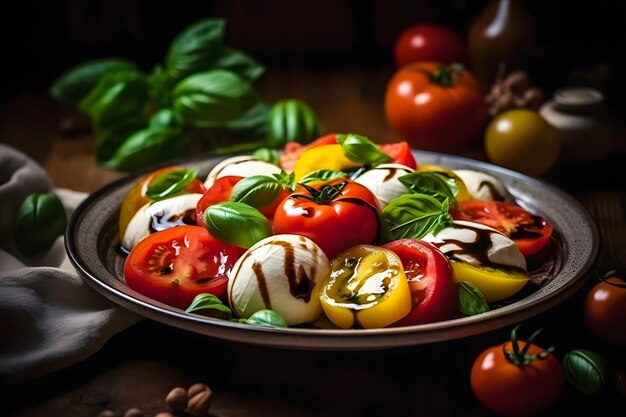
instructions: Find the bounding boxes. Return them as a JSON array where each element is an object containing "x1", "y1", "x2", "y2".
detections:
[
  {"x1": 416, "y1": 164, "x2": 471, "y2": 202},
  {"x1": 320, "y1": 245, "x2": 411, "y2": 329},
  {"x1": 450, "y1": 260, "x2": 530, "y2": 303},
  {"x1": 292, "y1": 144, "x2": 361, "y2": 181}
]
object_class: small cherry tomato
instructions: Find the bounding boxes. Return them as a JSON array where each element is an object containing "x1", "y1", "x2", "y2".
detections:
[
  {"x1": 471, "y1": 326, "x2": 564, "y2": 417},
  {"x1": 196, "y1": 176, "x2": 243, "y2": 227},
  {"x1": 393, "y1": 24, "x2": 466, "y2": 67},
  {"x1": 124, "y1": 225, "x2": 245, "y2": 309},
  {"x1": 384, "y1": 62, "x2": 487, "y2": 154},
  {"x1": 450, "y1": 201, "x2": 554, "y2": 257},
  {"x1": 273, "y1": 179, "x2": 380, "y2": 259},
  {"x1": 583, "y1": 274, "x2": 626, "y2": 345},
  {"x1": 119, "y1": 166, "x2": 205, "y2": 240},
  {"x1": 382, "y1": 239, "x2": 456, "y2": 325},
  {"x1": 320, "y1": 245, "x2": 411, "y2": 328}
]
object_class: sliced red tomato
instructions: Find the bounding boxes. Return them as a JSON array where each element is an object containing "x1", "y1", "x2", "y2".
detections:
[
  {"x1": 196, "y1": 176, "x2": 243, "y2": 227},
  {"x1": 382, "y1": 239, "x2": 456, "y2": 326},
  {"x1": 124, "y1": 225, "x2": 245, "y2": 309},
  {"x1": 450, "y1": 201, "x2": 553, "y2": 257},
  {"x1": 273, "y1": 179, "x2": 380, "y2": 259},
  {"x1": 378, "y1": 141, "x2": 417, "y2": 169}
]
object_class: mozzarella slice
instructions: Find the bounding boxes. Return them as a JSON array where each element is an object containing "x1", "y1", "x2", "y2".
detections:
[
  {"x1": 422, "y1": 220, "x2": 526, "y2": 270},
  {"x1": 122, "y1": 193, "x2": 202, "y2": 250},
  {"x1": 354, "y1": 163, "x2": 414, "y2": 208},
  {"x1": 204, "y1": 155, "x2": 281, "y2": 189},
  {"x1": 453, "y1": 169, "x2": 513, "y2": 202},
  {"x1": 227, "y1": 234, "x2": 330, "y2": 326}
]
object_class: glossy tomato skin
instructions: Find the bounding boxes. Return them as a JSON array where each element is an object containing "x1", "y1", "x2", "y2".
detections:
[
  {"x1": 378, "y1": 141, "x2": 417, "y2": 169},
  {"x1": 584, "y1": 276, "x2": 626, "y2": 345},
  {"x1": 471, "y1": 340, "x2": 564, "y2": 417},
  {"x1": 394, "y1": 24, "x2": 465, "y2": 67},
  {"x1": 382, "y1": 239, "x2": 456, "y2": 325},
  {"x1": 196, "y1": 176, "x2": 243, "y2": 227},
  {"x1": 273, "y1": 179, "x2": 380, "y2": 260},
  {"x1": 384, "y1": 62, "x2": 487, "y2": 154},
  {"x1": 124, "y1": 225, "x2": 245, "y2": 309},
  {"x1": 450, "y1": 201, "x2": 553, "y2": 257}
]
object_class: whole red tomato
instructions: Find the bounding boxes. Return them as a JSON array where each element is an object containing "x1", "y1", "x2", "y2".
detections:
[
  {"x1": 471, "y1": 326, "x2": 564, "y2": 417},
  {"x1": 273, "y1": 179, "x2": 380, "y2": 259},
  {"x1": 124, "y1": 225, "x2": 245, "y2": 309},
  {"x1": 382, "y1": 239, "x2": 456, "y2": 325},
  {"x1": 384, "y1": 62, "x2": 487, "y2": 154},
  {"x1": 584, "y1": 274, "x2": 626, "y2": 345},
  {"x1": 394, "y1": 24, "x2": 466, "y2": 67}
]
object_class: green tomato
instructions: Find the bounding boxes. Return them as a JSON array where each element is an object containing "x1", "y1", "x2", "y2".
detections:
[
  {"x1": 14, "y1": 193, "x2": 67, "y2": 255},
  {"x1": 484, "y1": 109, "x2": 560, "y2": 177}
]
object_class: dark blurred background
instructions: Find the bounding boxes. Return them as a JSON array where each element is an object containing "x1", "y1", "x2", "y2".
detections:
[{"x1": 1, "y1": 0, "x2": 625, "y2": 116}]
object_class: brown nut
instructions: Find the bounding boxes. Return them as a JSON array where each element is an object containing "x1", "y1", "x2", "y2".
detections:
[
  {"x1": 503, "y1": 71, "x2": 530, "y2": 93},
  {"x1": 523, "y1": 88, "x2": 545, "y2": 110},
  {"x1": 123, "y1": 408, "x2": 143, "y2": 417},
  {"x1": 165, "y1": 386, "x2": 188, "y2": 411},
  {"x1": 188, "y1": 382, "x2": 210, "y2": 398},
  {"x1": 154, "y1": 412, "x2": 175, "y2": 417},
  {"x1": 187, "y1": 388, "x2": 213, "y2": 417}
]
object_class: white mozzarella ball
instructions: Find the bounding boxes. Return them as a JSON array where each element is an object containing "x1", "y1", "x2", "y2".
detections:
[
  {"x1": 204, "y1": 156, "x2": 281, "y2": 189},
  {"x1": 423, "y1": 220, "x2": 526, "y2": 270},
  {"x1": 227, "y1": 234, "x2": 330, "y2": 326},
  {"x1": 122, "y1": 193, "x2": 202, "y2": 250},
  {"x1": 453, "y1": 169, "x2": 513, "y2": 202},
  {"x1": 354, "y1": 163, "x2": 414, "y2": 208}
]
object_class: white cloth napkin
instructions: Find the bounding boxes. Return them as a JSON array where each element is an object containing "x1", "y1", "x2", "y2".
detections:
[{"x1": 0, "y1": 144, "x2": 140, "y2": 384}]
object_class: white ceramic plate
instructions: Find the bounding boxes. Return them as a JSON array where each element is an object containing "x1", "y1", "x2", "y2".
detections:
[{"x1": 66, "y1": 150, "x2": 598, "y2": 350}]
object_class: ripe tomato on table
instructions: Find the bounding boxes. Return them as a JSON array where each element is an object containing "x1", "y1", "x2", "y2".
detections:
[
  {"x1": 384, "y1": 62, "x2": 487, "y2": 154},
  {"x1": 584, "y1": 273, "x2": 626, "y2": 345},
  {"x1": 382, "y1": 239, "x2": 456, "y2": 326},
  {"x1": 393, "y1": 24, "x2": 466, "y2": 67},
  {"x1": 471, "y1": 326, "x2": 564, "y2": 416},
  {"x1": 273, "y1": 179, "x2": 380, "y2": 259},
  {"x1": 450, "y1": 201, "x2": 553, "y2": 257},
  {"x1": 124, "y1": 225, "x2": 245, "y2": 309}
]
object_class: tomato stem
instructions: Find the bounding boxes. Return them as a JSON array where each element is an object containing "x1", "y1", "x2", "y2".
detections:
[
  {"x1": 413, "y1": 63, "x2": 464, "y2": 88},
  {"x1": 294, "y1": 181, "x2": 348, "y2": 205},
  {"x1": 504, "y1": 324, "x2": 555, "y2": 366}
]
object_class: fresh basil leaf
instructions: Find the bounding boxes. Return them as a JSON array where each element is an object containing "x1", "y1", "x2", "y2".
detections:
[
  {"x1": 230, "y1": 175, "x2": 284, "y2": 208},
  {"x1": 204, "y1": 201, "x2": 272, "y2": 249},
  {"x1": 240, "y1": 309, "x2": 288, "y2": 328},
  {"x1": 94, "y1": 117, "x2": 147, "y2": 165},
  {"x1": 456, "y1": 281, "x2": 490, "y2": 315},
  {"x1": 145, "y1": 168, "x2": 198, "y2": 201},
  {"x1": 165, "y1": 18, "x2": 225, "y2": 81},
  {"x1": 562, "y1": 349, "x2": 610, "y2": 396},
  {"x1": 79, "y1": 70, "x2": 149, "y2": 130},
  {"x1": 267, "y1": 99, "x2": 323, "y2": 148},
  {"x1": 398, "y1": 171, "x2": 459, "y2": 204},
  {"x1": 381, "y1": 194, "x2": 452, "y2": 241},
  {"x1": 173, "y1": 70, "x2": 259, "y2": 127},
  {"x1": 107, "y1": 127, "x2": 189, "y2": 172},
  {"x1": 299, "y1": 169, "x2": 347, "y2": 184},
  {"x1": 223, "y1": 100, "x2": 270, "y2": 140},
  {"x1": 14, "y1": 193, "x2": 67, "y2": 256},
  {"x1": 149, "y1": 108, "x2": 183, "y2": 130},
  {"x1": 336, "y1": 133, "x2": 391, "y2": 165},
  {"x1": 185, "y1": 293, "x2": 233, "y2": 319},
  {"x1": 272, "y1": 171, "x2": 296, "y2": 190},
  {"x1": 252, "y1": 148, "x2": 280, "y2": 165},
  {"x1": 50, "y1": 57, "x2": 137, "y2": 105},
  {"x1": 212, "y1": 46, "x2": 265, "y2": 82}
]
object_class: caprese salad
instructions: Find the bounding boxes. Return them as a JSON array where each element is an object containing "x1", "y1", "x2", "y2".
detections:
[{"x1": 119, "y1": 133, "x2": 555, "y2": 329}]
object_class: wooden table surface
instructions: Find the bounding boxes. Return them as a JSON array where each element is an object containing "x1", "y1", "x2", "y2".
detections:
[{"x1": 2, "y1": 67, "x2": 625, "y2": 417}]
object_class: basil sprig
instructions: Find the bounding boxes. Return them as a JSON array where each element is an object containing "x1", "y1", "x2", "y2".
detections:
[
  {"x1": 237, "y1": 309, "x2": 288, "y2": 328},
  {"x1": 336, "y1": 133, "x2": 391, "y2": 166},
  {"x1": 399, "y1": 171, "x2": 459, "y2": 204},
  {"x1": 299, "y1": 169, "x2": 347, "y2": 184},
  {"x1": 562, "y1": 349, "x2": 610, "y2": 396},
  {"x1": 204, "y1": 201, "x2": 272, "y2": 248},
  {"x1": 230, "y1": 171, "x2": 294, "y2": 209},
  {"x1": 14, "y1": 193, "x2": 67, "y2": 256},
  {"x1": 456, "y1": 281, "x2": 490, "y2": 315},
  {"x1": 381, "y1": 194, "x2": 453, "y2": 242},
  {"x1": 145, "y1": 168, "x2": 198, "y2": 201},
  {"x1": 186, "y1": 293, "x2": 233, "y2": 319}
]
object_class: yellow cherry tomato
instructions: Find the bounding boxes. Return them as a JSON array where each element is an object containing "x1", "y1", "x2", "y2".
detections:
[
  {"x1": 320, "y1": 245, "x2": 411, "y2": 329},
  {"x1": 450, "y1": 260, "x2": 529, "y2": 302},
  {"x1": 292, "y1": 144, "x2": 361, "y2": 181},
  {"x1": 416, "y1": 164, "x2": 471, "y2": 202},
  {"x1": 484, "y1": 109, "x2": 560, "y2": 177}
]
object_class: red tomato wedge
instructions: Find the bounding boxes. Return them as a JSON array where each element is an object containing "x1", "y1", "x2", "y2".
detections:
[
  {"x1": 124, "y1": 225, "x2": 245, "y2": 309},
  {"x1": 382, "y1": 239, "x2": 456, "y2": 326},
  {"x1": 196, "y1": 176, "x2": 243, "y2": 227},
  {"x1": 450, "y1": 201, "x2": 553, "y2": 257}
]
